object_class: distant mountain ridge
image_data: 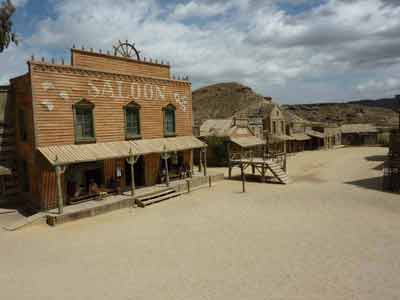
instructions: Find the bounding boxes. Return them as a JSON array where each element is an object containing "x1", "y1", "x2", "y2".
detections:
[{"x1": 192, "y1": 82, "x2": 400, "y2": 128}]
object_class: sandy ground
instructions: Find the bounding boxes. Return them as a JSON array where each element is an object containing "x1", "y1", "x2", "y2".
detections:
[{"x1": 1, "y1": 146, "x2": 400, "y2": 300}]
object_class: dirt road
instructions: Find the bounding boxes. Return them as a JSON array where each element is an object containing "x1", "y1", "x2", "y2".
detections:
[{"x1": 1, "y1": 147, "x2": 399, "y2": 300}]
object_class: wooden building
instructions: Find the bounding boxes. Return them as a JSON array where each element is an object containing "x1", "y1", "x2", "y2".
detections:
[
  {"x1": 9, "y1": 46, "x2": 206, "y2": 211},
  {"x1": 284, "y1": 111, "x2": 311, "y2": 153},
  {"x1": 199, "y1": 118, "x2": 262, "y2": 166},
  {"x1": 341, "y1": 124, "x2": 378, "y2": 145}
]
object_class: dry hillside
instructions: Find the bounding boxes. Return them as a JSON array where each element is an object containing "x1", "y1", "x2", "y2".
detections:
[
  {"x1": 193, "y1": 82, "x2": 399, "y2": 128},
  {"x1": 192, "y1": 82, "x2": 266, "y2": 127},
  {"x1": 284, "y1": 103, "x2": 398, "y2": 127}
]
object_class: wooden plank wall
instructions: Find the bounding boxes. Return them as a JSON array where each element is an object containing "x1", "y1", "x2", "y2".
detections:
[
  {"x1": 144, "y1": 154, "x2": 160, "y2": 186},
  {"x1": 72, "y1": 49, "x2": 171, "y2": 79},
  {"x1": 30, "y1": 62, "x2": 192, "y2": 147},
  {"x1": 40, "y1": 167, "x2": 58, "y2": 210}
]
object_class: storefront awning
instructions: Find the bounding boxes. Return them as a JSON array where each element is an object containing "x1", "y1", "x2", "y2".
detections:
[
  {"x1": 230, "y1": 136, "x2": 265, "y2": 148},
  {"x1": 38, "y1": 136, "x2": 207, "y2": 166},
  {"x1": 306, "y1": 130, "x2": 325, "y2": 139},
  {"x1": 291, "y1": 133, "x2": 311, "y2": 141}
]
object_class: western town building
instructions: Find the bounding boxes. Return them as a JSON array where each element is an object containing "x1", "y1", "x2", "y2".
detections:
[
  {"x1": 6, "y1": 46, "x2": 207, "y2": 212},
  {"x1": 340, "y1": 123, "x2": 379, "y2": 145}
]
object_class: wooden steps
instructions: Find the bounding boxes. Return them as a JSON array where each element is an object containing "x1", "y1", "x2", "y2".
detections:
[
  {"x1": 135, "y1": 188, "x2": 183, "y2": 207},
  {"x1": 266, "y1": 160, "x2": 290, "y2": 184}
]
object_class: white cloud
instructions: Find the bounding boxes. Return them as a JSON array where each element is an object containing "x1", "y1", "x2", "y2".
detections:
[
  {"x1": 1, "y1": 0, "x2": 400, "y2": 102},
  {"x1": 170, "y1": 1, "x2": 232, "y2": 20},
  {"x1": 357, "y1": 78, "x2": 400, "y2": 97}
]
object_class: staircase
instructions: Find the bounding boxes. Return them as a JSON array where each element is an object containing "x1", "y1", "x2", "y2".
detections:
[
  {"x1": 134, "y1": 188, "x2": 183, "y2": 207},
  {"x1": 266, "y1": 159, "x2": 290, "y2": 184}
]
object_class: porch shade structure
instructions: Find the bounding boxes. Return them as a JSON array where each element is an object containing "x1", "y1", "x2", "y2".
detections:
[
  {"x1": 0, "y1": 165, "x2": 11, "y2": 176},
  {"x1": 290, "y1": 133, "x2": 311, "y2": 141},
  {"x1": 38, "y1": 136, "x2": 207, "y2": 166},
  {"x1": 306, "y1": 129, "x2": 325, "y2": 139},
  {"x1": 230, "y1": 136, "x2": 265, "y2": 148}
]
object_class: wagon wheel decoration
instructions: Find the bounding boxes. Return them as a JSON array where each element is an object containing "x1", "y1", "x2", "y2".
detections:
[{"x1": 113, "y1": 40, "x2": 140, "y2": 60}]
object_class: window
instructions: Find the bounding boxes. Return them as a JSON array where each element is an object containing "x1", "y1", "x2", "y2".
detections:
[
  {"x1": 124, "y1": 102, "x2": 141, "y2": 139},
  {"x1": 18, "y1": 109, "x2": 27, "y2": 141},
  {"x1": 73, "y1": 99, "x2": 95, "y2": 143},
  {"x1": 272, "y1": 121, "x2": 277, "y2": 134},
  {"x1": 20, "y1": 160, "x2": 29, "y2": 193},
  {"x1": 163, "y1": 104, "x2": 176, "y2": 137},
  {"x1": 281, "y1": 121, "x2": 284, "y2": 134}
]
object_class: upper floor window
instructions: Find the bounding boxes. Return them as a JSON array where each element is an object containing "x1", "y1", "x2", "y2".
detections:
[
  {"x1": 18, "y1": 108, "x2": 27, "y2": 142},
  {"x1": 272, "y1": 121, "x2": 277, "y2": 135},
  {"x1": 73, "y1": 99, "x2": 95, "y2": 143},
  {"x1": 163, "y1": 104, "x2": 176, "y2": 137},
  {"x1": 124, "y1": 102, "x2": 141, "y2": 139}
]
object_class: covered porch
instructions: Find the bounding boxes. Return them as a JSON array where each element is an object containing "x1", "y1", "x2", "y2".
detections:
[{"x1": 38, "y1": 136, "x2": 208, "y2": 214}]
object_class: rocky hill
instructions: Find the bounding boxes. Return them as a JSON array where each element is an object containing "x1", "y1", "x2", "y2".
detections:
[
  {"x1": 192, "y1": 82, "x2": 267, "y2": 127},
  {"x1": 193, "y1": 82, "x2": 399, "y2": 128}
]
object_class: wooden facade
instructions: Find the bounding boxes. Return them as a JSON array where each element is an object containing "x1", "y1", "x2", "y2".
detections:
[{"x1": 10, "y1": 47, "x2": 200, "y2": 211}]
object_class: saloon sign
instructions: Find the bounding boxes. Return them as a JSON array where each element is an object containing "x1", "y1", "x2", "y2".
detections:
[{"x1": 88, "y1": 79, "x2": 188, "y2": 111}]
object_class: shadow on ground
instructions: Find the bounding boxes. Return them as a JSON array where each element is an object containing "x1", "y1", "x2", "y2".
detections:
[
  {"x1": 345, "y1": 176, "x2": 399, "y2": 194},
  {"x1": 365, "y1": 155, "x2": 387, "y2": 162},
  {"x1": 0, "y1": 197, "x2": 32, "y2": 217},
  {"x1": 228, "y1": 174, "x2": 282, "y2": 185}
]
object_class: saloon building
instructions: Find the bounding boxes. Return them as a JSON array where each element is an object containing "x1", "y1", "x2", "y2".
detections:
[{"x1": 8, "y1": 46, "x2": 206, "y2": 211}]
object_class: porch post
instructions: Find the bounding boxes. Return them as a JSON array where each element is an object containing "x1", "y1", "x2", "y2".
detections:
[
  {"x1": 130, "y1": 162, "x2": 135, "y2": 196},
  {"x1": 202, "y1": 148, "x2": 207, "y2": 177},
  {"x1": 190, "y1": 149, "x2": 194, "y2": 177},
  {"x1": 126, "y1": 148, "x2": 139, "y2": 197},
  {"x1": 165, "y1": 157, "x2": 170, "y2": 187},
  {"x1": 55, "y1": 165, "x2": 64, "y2": 214},
  {"x1": 198, "y1": 148, "x2": 202, "y2": 172}
]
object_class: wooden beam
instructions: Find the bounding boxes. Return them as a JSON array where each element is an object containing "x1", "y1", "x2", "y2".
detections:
[
  {"x1": 203, "y1": 148, "x2": 207, "y2": 177},
  {"x1": 55, "y1": 165, "x2": 64, "y2": 214},
  {"x1": 241, "y1": 164, "x2": 246, "y2": 193}
]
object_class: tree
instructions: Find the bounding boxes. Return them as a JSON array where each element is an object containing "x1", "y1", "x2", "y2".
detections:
[{"x1": 0, "y1": 0, "x2": 17, "y2": 53}]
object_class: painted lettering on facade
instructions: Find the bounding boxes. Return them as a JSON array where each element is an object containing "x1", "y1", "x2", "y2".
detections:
[{"x1": 87, "y1": 80, "x2": 169, "y2": 102}]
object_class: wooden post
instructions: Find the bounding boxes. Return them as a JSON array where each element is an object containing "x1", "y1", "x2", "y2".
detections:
[
  {"x1": 198, "y1": 149, "x2": 202, "y2": 172},
  {"x1": 203, "y1": 148, "x2": 207, "y2": 177},
  {"x1": 127, "y1": 149, "x2": 138, "y2": 197},
  {"x1": 227, "y1": 142, "x2": 232, "y2": 179},
  {"x1": 252, "y1": 165, "x2": 255, "y2": 174},
  {"x1": 130, "y1": 162, "x2": 135, "y2": 196},
  {"x1": 190, "y1": 149, "x2": 194, "y2": 177},
  {"x1": 55, "y1": 165, "x2": 64, "y2": 214},
  {"x1": 241, "y1": 164, "x2": 246, "y2": 193},
  {"x1": 187, "y1": 180, "x2": 191, "y2": 193},
  {"x1": 165, "y1": 158, "x2": 170, "y2": 187},
  {"x1": 209, "y1": 176, "x2": 212, "y2": 188},
  {"x1": 261, "y1": 164, "x2": 265, "y2": 182}
]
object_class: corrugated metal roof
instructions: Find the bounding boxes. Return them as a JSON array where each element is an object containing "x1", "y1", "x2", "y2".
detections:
[
  {"x1": 306, "y1": 129, "x2": 325, "y2": 139},
  {"x1": 340, "y1": 124, "x2": 378, "y2": 134},
  {"x1": 291, "y1": 133, "x2": 311, "y2": 141},
  {"x1": 38, "y1": 136, "x2": 206, "y2": 166},
  {"x1": 230, "y1": 136, "x2": 265, "y2": 148},
  {"x1": 200, "y1": 119, "x2": 234, "y2": 137}
]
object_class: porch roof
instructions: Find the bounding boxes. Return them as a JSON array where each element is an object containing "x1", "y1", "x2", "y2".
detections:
[
  {"x1": 230, "y1": 136, "x2": 265, "y2": 148},
  {"x1": 306, "y1": 129, "x2": 325, "y2": 139},
  {"x1": 291, "y1": 133, "x2": 311, "y2": 141},
  {"x1": 38, "y1": 136, "x2": 206, "y2": 166},
  {"x1": 0, "y1": 165, "x2": 11, "y2": 176}
]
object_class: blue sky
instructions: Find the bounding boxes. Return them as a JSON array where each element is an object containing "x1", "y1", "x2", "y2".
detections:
[{"x1": 1, "y1": 0, "x2": 400, "y2": 104}]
